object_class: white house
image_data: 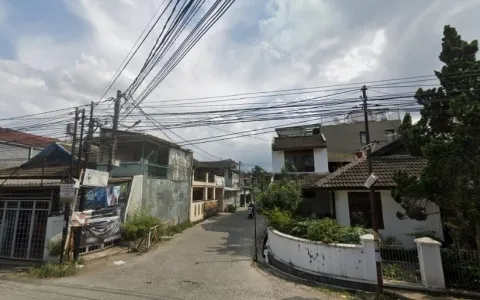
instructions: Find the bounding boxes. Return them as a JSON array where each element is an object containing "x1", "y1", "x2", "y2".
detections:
[{"x1": 316, "y1": 140, "x2": 444, "y2": 247}]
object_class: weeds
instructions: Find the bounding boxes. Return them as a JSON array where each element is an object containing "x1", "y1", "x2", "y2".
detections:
[{"x1": 27, "y1": 262, "x2": 78, "y2": 279}]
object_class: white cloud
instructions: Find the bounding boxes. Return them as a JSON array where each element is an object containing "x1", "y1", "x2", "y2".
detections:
[{"x1": 1, "y1": 0, "x2": 480, "y2": 168}]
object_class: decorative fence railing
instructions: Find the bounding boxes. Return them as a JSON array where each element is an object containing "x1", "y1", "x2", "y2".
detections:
[
  {"x1": 441, "y1": 248, "x2": 480, "y2": 291},
  {"x1": 133, "y1": 221, "x2": 170, "y2": 252},
  {"x1": 380, "y1": 244, "x2": 421, "y2": 283}
]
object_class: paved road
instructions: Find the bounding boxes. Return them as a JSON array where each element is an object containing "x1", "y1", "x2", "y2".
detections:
[{"x1": 1, "y1": 211, "x2": 329, "y2": 300}]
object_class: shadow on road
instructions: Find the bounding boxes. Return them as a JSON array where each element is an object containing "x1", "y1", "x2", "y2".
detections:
[{"x1": 201, "y1": 211, "x2": 266, "y2": 259}]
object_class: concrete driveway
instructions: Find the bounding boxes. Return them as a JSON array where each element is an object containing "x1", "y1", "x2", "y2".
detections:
[{"x1": 0, "y1": 211, "x2": 329, "y2": 300}]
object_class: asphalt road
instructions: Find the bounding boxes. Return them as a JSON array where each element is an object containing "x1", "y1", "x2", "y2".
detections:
[{"x1": 0, "y1": 210, "x2": 329, "y2": 300}]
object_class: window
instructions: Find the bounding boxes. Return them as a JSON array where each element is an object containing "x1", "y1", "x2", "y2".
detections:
[
  {"x1": 347, "y1": 192, "x2": 384, "y2": 229},
  {"x1": 360, "y1": 131, "x2": 367, "y2": 145},
  {"x1": 302, "y1": 190, "x2": 316, "y2": 199},
  {"x1": 385, "y1": 129, "x2": 395, "y2": 142}
]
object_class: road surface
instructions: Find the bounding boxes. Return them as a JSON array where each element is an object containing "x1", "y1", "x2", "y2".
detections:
[{"x1": 1, "y1": 210, "x2": 330, "y2": 300}]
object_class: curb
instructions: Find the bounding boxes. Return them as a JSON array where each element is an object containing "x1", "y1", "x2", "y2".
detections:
[{"x1": 255, "y1": 259, "x2": 408, "y2": 299}]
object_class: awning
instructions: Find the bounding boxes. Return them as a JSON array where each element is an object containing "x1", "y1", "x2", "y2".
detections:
[{"x1": 224, "y1": 187, "x2": 241, "y2": 191}]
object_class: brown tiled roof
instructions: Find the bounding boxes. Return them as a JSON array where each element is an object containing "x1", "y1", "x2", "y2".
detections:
[
  {"x1": 272, "y1": 134, "x2": 326, "y2": 151},
  {"x1": 317, "y1": 155, "x2": 426, "y2": 189},
  {"x1": 0, "y1": 164, "x2": 72, "y2": 179},
  {"x1": 0, "y1": 128, "x2": 57, "y2": 148},
  {"x1": 273, "y1": 172, "x2": 329, "y2": 188}
]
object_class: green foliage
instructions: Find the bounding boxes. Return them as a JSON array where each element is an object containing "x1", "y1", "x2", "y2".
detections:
[
  {"x1": 28, "y1": 262, "x2": 78, "y2": 278},
  {"x1": 264, "y1": 208, "x2": 294, "y2": 234},
  {"x1": 226, "y1": 204, "x2": 237, "y2": 213},
  {"x1": 393, "y1": 25, "x2": 480, "y2": 251},
  {"x1": 122, "y1": 211, "x2": 160, "y2": 241},
  {"x1": 250, "y1": 165, "x2": 272, "y2": 192},
  {"x1": 441, "y1": 248, "x2": 480, "y2": 290},
  {"x1": 257, "y1": 180, "x2": 302, "y2": 213},
  {"x1": 47, "y1": 234, "x2": 62, "y2": 257},
  {"x1": 406, "y1": 229, "x2": 441, "y2": 242}
]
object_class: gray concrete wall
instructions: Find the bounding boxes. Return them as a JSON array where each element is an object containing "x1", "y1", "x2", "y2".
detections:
[
  {"x1": 142, "y1": 178, "x2": 190, "y2": 224},
  {"x1": 140, "y1": 148, "x2": 193, "y2": 224}
]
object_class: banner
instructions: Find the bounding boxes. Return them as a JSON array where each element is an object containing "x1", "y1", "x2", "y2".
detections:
[
  {"x1": 78, "y1": 206, "x2": 123, "y2": 248},
  {"x1": 84, "y1": 183, "x2": 128, "y2": 210},
  {"x1": 83, "y1": 169, "x2": 109, "y2": 187}
]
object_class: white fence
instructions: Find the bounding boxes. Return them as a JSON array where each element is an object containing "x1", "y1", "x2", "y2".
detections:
[{"x1": 267, "y1": 228, "x2": 446, "y2": 289}]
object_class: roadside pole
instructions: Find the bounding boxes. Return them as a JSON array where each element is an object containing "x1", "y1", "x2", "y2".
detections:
[
  {"x1": 361, "y1": 85, "x2": 384, "y2": 297},
  {"x1": 60, "y1": 108, "x2": 79, "y2": 264},
  {"x1": 107, "y1": 90, "x2": 122, "y2": 172},
  {"x1": 253, "y1": 190, "x2": 258, "y2": 262}
]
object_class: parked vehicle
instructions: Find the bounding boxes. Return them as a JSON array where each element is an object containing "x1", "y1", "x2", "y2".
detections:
[{"x1": 248, "y1": 202, "x2": 255, "y2": 219}]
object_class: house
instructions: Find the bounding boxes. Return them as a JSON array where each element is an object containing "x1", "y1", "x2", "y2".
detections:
[
  {"x1": 271, "y1": 126, "x2": 331, "y2": 217},
  {"x1": 190, "y1": 159, "x2": 241, "y2": 221},
  {"x1": 0, "y1": 142, "x2": 100, "y2": 261},
  {"x1": 96, "y1": 128, "x2": 193, "y2": 225},
  {"x1": 0, "y1": 127, "x2": 57, "y2": 169},
  {"x1": 316, "y1": 140, "x2": 444, "y2": 247},
  {"x1": 275, "y1": 116, "x2": 401, "y2": 173}
]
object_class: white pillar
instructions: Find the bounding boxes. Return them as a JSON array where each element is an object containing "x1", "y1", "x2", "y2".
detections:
[
  {"x1": 360, "y1": 234, "x2": 378, "y2": 282},
  {"x1": 203, "y1": 187, "x2": 208, "y2": 200},
  {"x1": 414, "y1": 237, "x2": 445, "y2": 289},
  {"x1": 213, "y1": 188, "x2": 216, "y2": 200},
  {"x1": 205, "y1": 172, "x2": 209, "y2": 183}
]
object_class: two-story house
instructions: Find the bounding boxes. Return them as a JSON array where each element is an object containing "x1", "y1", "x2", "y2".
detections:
[
  {"x1": 271, "y1": 126, "x2": 331, "y2": 218},
  {"x1": 190, "y1": 159, "x2": 241, "y2": 221},
  {"x1": 96, "y1": 128, "x2": 193, "y2": 225}
]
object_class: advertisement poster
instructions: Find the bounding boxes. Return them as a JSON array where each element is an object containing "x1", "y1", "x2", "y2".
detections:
[
  {"x1": 84, "y1": 183, "x2": 128, "y2": 210},
  {"x1": 78, "y1": 206, "x2": 123, "y2": 248}
]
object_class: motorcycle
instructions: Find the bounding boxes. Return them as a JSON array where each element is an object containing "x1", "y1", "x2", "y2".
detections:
[{"x1": 248, "y1": 204, "x2": 255, "y2": 219}]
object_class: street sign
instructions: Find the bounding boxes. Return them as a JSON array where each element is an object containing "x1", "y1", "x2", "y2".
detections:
[
  {"x1": 82, "y1": 169, "x2": 109, "y2": 187},
  {"x1": 59, "y1": 184, "x2": 77, "y2": 204},
  {"x1": 364, "y1": 173, "x2": 378, "y2": 188}
]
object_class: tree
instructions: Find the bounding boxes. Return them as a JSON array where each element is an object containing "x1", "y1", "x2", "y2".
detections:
[
  {"x1": 257, "y1": 165, "x2": 302, "y2": 213},
  {"x1": 393, "y1": 25, "x2": 480, "y2": 251},
  {"x1": 250, "y1": 165, "x2": 271, "y2": 192}
]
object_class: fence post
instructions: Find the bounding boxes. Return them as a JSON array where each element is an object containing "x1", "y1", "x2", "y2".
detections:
[
  {"x1": 361, "y1": 234, "x2": 378, "y2": 282},
  {"x1": 414, "y1": 237, "x2": 445, "y2": 289}
]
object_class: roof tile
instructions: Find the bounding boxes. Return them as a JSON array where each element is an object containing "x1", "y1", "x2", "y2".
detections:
[
  {"x1": 317, "y1": 155, "x2": 426, "y2": 189},
  {"x1": 0, "y1": 128, "x2": 57, "y2": 148}
]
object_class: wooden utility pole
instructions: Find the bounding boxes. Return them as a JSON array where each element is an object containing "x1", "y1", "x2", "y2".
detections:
[
  {"x1": 60, "y1": 107, "x2": 79, "y2": 263},
  {"x1": 107, "y1": 90, "x2": 122, "y2": 172},
  {"x1": 361, "y1": 85, "x2": 383, "y2": 296}
]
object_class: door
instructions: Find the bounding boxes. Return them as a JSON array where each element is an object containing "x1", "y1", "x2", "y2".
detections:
[{"x1": 0, "y1": 189, "x2": 52, "y2": 260}]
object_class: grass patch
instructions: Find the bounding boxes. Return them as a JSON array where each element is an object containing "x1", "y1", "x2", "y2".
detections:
[{"x1": 27, "y1": 262, "x2": 79, "y2": 279}]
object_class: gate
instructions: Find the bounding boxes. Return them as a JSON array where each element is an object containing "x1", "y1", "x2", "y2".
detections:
[{"x1": 0, "y1": 189, "x2": 52, "y2": 260}]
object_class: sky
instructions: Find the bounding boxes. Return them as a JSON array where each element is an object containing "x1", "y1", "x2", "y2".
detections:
[{"x1": 0, "y1": 0, "x2": 479, "y2": 171}]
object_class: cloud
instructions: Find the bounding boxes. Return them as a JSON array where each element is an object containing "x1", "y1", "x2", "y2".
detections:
[{"x1": 1, "y1": 0, "x2": 480, "y2": 169}]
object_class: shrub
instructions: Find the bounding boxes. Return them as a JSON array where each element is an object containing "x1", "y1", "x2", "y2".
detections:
[
  {"x1": 290, "y1": 218, "x2": 309, "y2": 238},
  {"x1": 47, "y1": 234, "x2": 62, "y2": 257},
  {"x1": 306, "y1": 218, "x2": 344, "y2": 244},
  {"x1": 227, "y1": 204, "x2": 237, "y2": 213},
  {"x1": 265, "y1": 208, "x2": 294, "y2": 234},
  {"x1": 340, "y1": 226, "x2": 371, "y2": 244},
  {"x1": 122, "y1": 211, "x2": 160, "y2": 241}
]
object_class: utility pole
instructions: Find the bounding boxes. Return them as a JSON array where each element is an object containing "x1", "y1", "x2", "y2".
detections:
[
  {"x1": 76, "y1": 109, "x2": 86, "y2": 177},
  {"x1": 73, "y1": 104, "x2": 93, "y2": 261},
  {"x1": 361, "y1": 85, "x2": 383, "y2": 296},
  {"x1": 107, "y1": 90, "x2": 122, "y2": 172},
  {"x1": 60, "y1": 107, "x2": 79, "y2": 263}
]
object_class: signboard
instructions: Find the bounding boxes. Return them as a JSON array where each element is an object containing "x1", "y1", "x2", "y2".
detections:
[
  {"x1": 59, "y1": 184, "x2": 77, "y2": 205},
  {"x1": 82, "y1": 169, "x2": 109, "y2": 187},
  {"x1": 364, "y1": 173, "x2": 378, "y2": 188},
  {"x1": 77, "y1": 206, "x2": 123, "y2": 247},
  {"x1": 84, "y1": 183, "x2": 128, "y2": 210}
]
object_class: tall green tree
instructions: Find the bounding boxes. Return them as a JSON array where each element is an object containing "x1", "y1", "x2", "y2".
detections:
[
  {"x1": 250, "y1": 165, "x2": 271, "y2": 191},
  {"x1": 393, "y1": 25, "x2": 480, "y2": 251}
]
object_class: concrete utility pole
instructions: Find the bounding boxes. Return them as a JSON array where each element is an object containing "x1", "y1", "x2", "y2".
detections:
[
  {"x1": 361, "y1": 85, "x2": 384, "y2": 296},
  {"x1": 60, "y1": 107, "x2": 79, "y2": 264},
  {"x1": 107, "y1": 90, "x2": 122, "y2": 172},
  {"x1": 74, "y1": 104, "x2": 94, "y2": 261}
]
